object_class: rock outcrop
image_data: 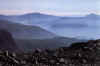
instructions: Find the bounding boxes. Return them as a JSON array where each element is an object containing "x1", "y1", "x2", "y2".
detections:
[{"x1": 0, "y1": 29, "x2": 19, "y2": 52}]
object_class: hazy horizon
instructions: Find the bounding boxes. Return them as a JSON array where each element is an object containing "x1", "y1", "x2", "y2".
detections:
[
  {"x1": 0, "y1": 0, "x2": 99, "y2": 16},
  {"x1": 0, "y1": 10, "x2": 99, "y2": 17}
]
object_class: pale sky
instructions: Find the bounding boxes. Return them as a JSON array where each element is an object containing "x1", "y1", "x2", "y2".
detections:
[{"x1": 0, "y1": 0, "x2": 100, "y2": 16}]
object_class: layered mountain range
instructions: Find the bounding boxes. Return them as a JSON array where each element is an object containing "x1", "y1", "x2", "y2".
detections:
[
  {"x1": 0, "y1": 13, "x2": 99, "y2": 39},
  {"x1": 0, "y1": 20, "x2": 81, "y2": 51}
]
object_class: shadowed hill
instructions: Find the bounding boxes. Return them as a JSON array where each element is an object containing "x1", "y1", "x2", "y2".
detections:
[
  {"x1": 15, "y1": 37, "x2": 80, "y2": 51},
  {"x1": 0, "y1": 29, "x2": 19, "y2": 52},
  {"x1": 0, "y1": 20, "x2": 56, "y2": 39}
]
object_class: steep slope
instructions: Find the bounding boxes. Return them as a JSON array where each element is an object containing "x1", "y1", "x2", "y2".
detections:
[
  {"x1": 0, "y1": 29, "x2": 19, "y2": 52},
  {"x1": 0, "y1": 20, "x2": 56, "y2": 39}
]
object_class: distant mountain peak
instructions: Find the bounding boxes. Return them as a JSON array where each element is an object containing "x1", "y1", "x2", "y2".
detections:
[
  {"x1": 21, "y1": 12, "x2": 43, "y2": 17},
  {"x1": 86, "y1": 13, "x2": 100, "y2": 18},
  {"x1": 87, "y1": 13, "x2": 98, "y2": 16},
  {"x1": 20, "y1": 12, "x2": 57, "y2": 18},
  {"x1": 25, "y1": 12, "x2": 42, "y2": 15}
]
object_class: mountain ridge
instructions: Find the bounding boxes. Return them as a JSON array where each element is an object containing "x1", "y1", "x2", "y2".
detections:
[
  {"x1": 0, "y1": 19, "x2": 56, "y2": 39},
  {"x1": 0, "y1": 13, "x2": 99, "y2": 39}
]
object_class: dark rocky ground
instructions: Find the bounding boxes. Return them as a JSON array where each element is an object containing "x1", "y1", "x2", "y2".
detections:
[
  {"x1": 0, "y1": 39, "x2": 99, "y2": 66},
  {"x1": 0, "y1": 29, "x2": 99, "y2": 66}
]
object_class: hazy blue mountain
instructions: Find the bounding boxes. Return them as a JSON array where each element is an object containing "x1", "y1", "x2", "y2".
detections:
[
  {"x1": 0, "y1": 20, "x2": 56, "y2": 39},
  {"x1": 0, "y1": 19, "x2": 82, "y2": 51},
  {"x1": 0, "y1": 13, "x2": 99, "y2": 28},
  {"x1": 49, "y1": 14, "x2": 100, "y2": 39},
  {"x1": 0, "y1": 13, "x2": 100, "y2": 39},
  {"x1": 0, "y1": 13, "x2": 59, "y2": 25},
  {"x1": 85, "y1": 13, "x2": 100, "y2": 19}
]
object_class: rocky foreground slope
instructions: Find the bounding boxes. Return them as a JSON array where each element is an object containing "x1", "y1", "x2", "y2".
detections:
[
  {"x1": 0, "y1": 29, "x2": 19, "y2": 52},
  {"x1": 0, "y1": 38, "x2": 99, "y2": 66}
]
